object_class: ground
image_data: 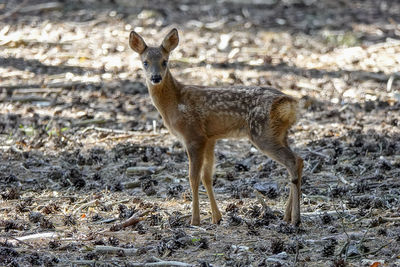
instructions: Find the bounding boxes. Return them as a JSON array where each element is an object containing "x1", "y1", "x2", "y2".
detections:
[{"x1": 0, "y1": 0, "x2": 400, "y2": 266}]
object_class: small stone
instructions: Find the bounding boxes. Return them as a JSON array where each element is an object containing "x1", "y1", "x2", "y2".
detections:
[{"x1": 346, "y1": 244, "x2": 360, "y2": 257}]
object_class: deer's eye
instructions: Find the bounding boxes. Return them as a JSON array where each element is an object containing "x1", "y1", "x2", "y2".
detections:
[
  {"x1": 162, "y1": 60, "x2": 168, "y2": 67},
  {"x1": 143, "y1": 61, "x2": 149, "y2": 68}
]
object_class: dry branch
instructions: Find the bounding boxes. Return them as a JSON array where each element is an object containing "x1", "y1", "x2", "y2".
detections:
[
  {"x1": 19, "y1": 2, "x2": 63, "y2": 13},
  {"x1": 128, "y1": 261, "x2": 193, "y2": 267},
  {"x1": 82, "y1": 126, "x2": 159, "y2": 136},
  {"x1": 0, "y1": 236, "x2": 33, "y2": 248},
  {"x1": 0, "y1": 83, "x2": 40, "y2": 90},
  {"x1": 127, "y1": 257, "x2": 193, "y2": 267},
  {"x1": 73, "y1": 119, "x2": 107, "y2": 127},
  {"x1": 0, "y1": 0, "x2": 29, "y2": 20},
  {"x1": 378, "y1": 216, "x2": 400, "y2": 223},
  {"x1": 2, "y1": 96, "x2": 51, "y2": 103},
  {"x1": 306, "y1": 149, "x2": 330, "y2": 159},
  {"x1": 110, "y1": 210, "x2": 150, "y2": 231},
  {"x1": 13, "y1": 88, "x2": 63, "y2": 94},
  {"x1": 94, "y1": 245, "x2": 138, "y2": 256},
  {"x1": 302, "y1": 209, "x2": 359, "y2": 218},
  {"x1": 0, "y1": 232, "x2": 61, "y2": 246},
  {"x1": 72, "y1": 199, "x2": 99, "y2": 216},
  {"x1": 126, "y1": 166, "x2": 164, "y2": 176}
]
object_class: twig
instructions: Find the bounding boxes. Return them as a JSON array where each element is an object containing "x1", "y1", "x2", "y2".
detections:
[
  {"x1": 379, "y1": 216, "x2": 400, "y2": 223},
  {"x1": 0, "y1": 235, "x2": 33, "y2": 248},
  {"x1": 349, "y1": 210, "x2": 372, "y2": 224},
  {"x1": 337, "y1": 175, "x2": 354, "y2": 186},
  {"x1": 333, "y1": 198, "x2": 353, "y2": 260},
  {"x1": 82, "y1": 126, "x2": 133, "y2": 134},
  {"x1": 0, "y1": 84, "x2": 41, "y2": 90},
  {"x1": 72, "y1": 199, "x2": 99, "y2": 216},
  {"x1": 126, "y1": 166, "x2": 164, "y2": 176},
  {"x1": 347, "y1": 240, "x2": 394, "y2": 259},
  {"x1": 73, "y1": 119, "x2": 107, "y2": 127},
  {"x1": 310, "y1": 161, "x2": 320, "y2": 173},
  {"x1": 127, "y1": 257, "x2": 193, "y2": 267},
  {"x1": 19, "y1": 2, "x2": 63, "y2": 13},
  {"x1": 333, "y1": 199, "x2": 350, "y2": 240},
  {"x1": 303, "y1": 194, "x2": 330, "y2": 201},
  {"x1": 367, "y1": 38, "x2": 400, "y2": 52},
  {"x1": 13, "y1": 232, "x2": 59, "y2": 242},
  {"x1": 82, "y1": 126, "x2": 158, "y2": 136},
  {"x1": 46, "y1": 81, "x2": 86, "y2": 88},
  {"x1": 94, "y1": 245, "x2": 138, "y2": 256},
  {"x1": 85, "y1": 132, "x2": 164, "y2": 145},
  {"x1": 2, "y1": 96, "x2": 51, "y2": 103},
  {"x1": 302, "y1": 209, "x2": 358, "y2": 218},
  {"x1": 110, "y1": 210, "x2": 150, "y2": 231},
  {"x1": 354, "y1": 72, "x2": 389, "y2": 82},
  {"x1": 0, "y1": 0, "x2": 29, "y2": 20},
  {"x1": 70, "y1": 259, "x2": 190, "y2": 266},
  {"x1": 296, "y1": 82, "x2": 321, "y2": 92},
  {"x1": 12, "y1": 88, "x2": 63, "y2": 94},
  {"x1": 338, "y1": 240, "x2": 350, "y2": 259},
  {"x1": 69, "y1": 260, "x2": 96, "y2": 266},
  {"x1": 188, "y1": 225, "x2": 207, "y2": 232},
  {"x1": 357, "y1": 226, "x2": 371, "y2": 253},
  {"x1": 96, "y1": 134, "x2": 142, "y2": 142},
  {"x1": 121, "y1": 180, "x2": 141, "y2": 189},
  {"x1": 104, "y1": 198, "x2": 131, "y2": 206},
  {"x1": 109, "y1": 214, "x2": 141, "y2": 230},
  {"x1": 387, "y1": 75, "x2": 395, "y2": 92},
  {"x1": 94, "y1": 218, "x2": 117, "y2": 224},
  {"x1": 306, "y1": 148, "x2": 330, "y2": 159},
  {"x1": 293, "y1": 240, "x2": 300, "y2": 266}
]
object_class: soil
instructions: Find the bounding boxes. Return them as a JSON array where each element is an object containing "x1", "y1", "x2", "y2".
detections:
[{"x1": 1, "y1": 0, "x2": 400, "y2": 266}]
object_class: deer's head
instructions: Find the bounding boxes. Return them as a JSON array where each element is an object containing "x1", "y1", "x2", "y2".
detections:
[{"x1": 129, "y1": 28, "x2": 179, "y2": 85}]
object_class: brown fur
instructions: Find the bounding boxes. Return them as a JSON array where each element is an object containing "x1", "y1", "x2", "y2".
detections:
[
  {"x1": 129, "y1": 29, "x2": 303, "y2": 226},
  {"x1": 270, "y1": 96, "x2": 298, "y2": 145}
]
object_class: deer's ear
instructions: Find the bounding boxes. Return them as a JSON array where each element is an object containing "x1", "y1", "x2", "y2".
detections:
[
  {"x1": 161, "y1": 28, "x2": 179, "y2": 53},
  {"x1": 129, "y1": 31, "x2": 147, "y2": 54}
]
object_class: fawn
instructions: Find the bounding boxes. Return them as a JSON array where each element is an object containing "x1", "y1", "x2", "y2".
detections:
[{"x1": 129, "y1": 28, "x2": 303, "y2": 226}]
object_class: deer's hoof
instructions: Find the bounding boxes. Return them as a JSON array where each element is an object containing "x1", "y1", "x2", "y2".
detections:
[
  {"x1": 212, "y1": 212, "x2": 222, "y2": 224},
  {"x1": 191, "y1": 217, "x2": 200, "y2": 226}
]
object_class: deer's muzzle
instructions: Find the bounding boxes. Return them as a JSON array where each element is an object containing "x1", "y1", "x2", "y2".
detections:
[{"x1": 150, "y1": 74, "x2": 162, "y2": 84}]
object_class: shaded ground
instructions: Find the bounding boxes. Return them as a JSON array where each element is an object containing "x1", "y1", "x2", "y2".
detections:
[{"x1": 1, "y1": 0, "x2": 400, "y2": 266}]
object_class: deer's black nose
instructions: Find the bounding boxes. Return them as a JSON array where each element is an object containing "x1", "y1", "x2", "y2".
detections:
[{"x1": 150, "y1": 75, "x2": 162, "y2": 84}]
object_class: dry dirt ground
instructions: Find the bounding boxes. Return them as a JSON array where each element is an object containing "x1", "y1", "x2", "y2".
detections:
[{"x1": 1, "y1": 0, "x2": 400, "y2": 266}]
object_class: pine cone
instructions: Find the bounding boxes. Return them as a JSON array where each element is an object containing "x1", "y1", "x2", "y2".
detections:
[{"x1": 322, "y1": 238, "x2": 337, "y2": 257}]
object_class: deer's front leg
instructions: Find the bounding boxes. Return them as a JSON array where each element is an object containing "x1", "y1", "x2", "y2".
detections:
[{"x1": 186, "y1": 140, "x2": 206, "y2": 226}]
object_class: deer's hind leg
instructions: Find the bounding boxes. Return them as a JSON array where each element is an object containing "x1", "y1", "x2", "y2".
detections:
[{"x1": 250, "y1": 133, "x2": 303, "y2": 225}]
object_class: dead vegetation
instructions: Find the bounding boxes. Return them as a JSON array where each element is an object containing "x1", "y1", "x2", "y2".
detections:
[{"x1": 0, "y1": 0, "x2": 400, "y2": 266}]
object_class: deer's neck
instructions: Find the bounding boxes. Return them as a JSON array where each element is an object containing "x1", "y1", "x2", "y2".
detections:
[{"x1": 146, "y1": 70, "x2": 181, "y2": 121}]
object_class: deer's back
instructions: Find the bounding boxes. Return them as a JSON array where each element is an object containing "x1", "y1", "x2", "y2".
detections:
[
  {"x1": 180, "y1": 85, "x2": 290, "y2": 118},
  {"x1": 177, "y1": 85, "x2": 295, "y2": 139}
]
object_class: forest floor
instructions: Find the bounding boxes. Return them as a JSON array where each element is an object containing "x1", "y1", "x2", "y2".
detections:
[{"x1": 1, "y1": 0, "x2": 400, "y2": 266}]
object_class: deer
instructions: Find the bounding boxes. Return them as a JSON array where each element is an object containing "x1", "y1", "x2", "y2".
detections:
[{"x1": 128, "y1": 28, "x2": 303, "y2": 226}]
